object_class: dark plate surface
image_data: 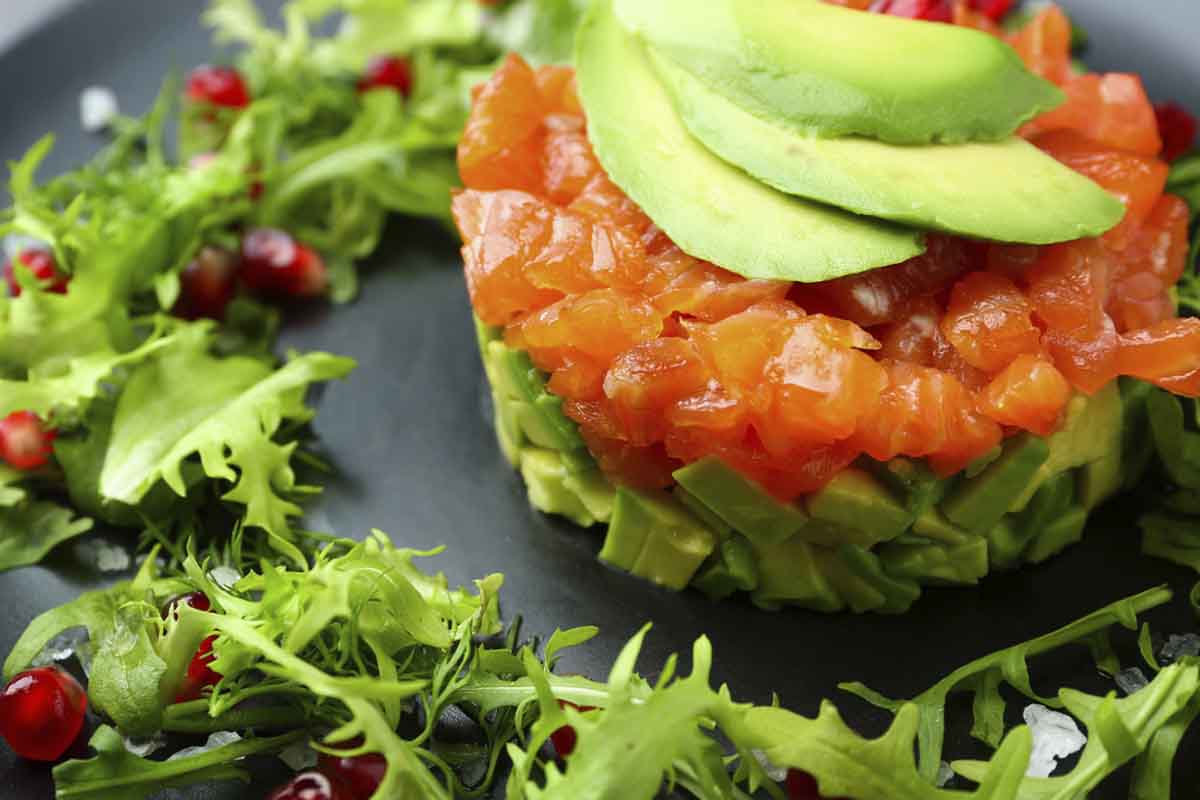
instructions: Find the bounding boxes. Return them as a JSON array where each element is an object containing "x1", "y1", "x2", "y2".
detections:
[{"x1": 2, "y1": 1, "x2": 1200, "y2": 797}]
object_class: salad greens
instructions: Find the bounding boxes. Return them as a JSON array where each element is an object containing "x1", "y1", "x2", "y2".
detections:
[{"x1": 2, "y1": 1, "x2": 1200, "y2": 799}]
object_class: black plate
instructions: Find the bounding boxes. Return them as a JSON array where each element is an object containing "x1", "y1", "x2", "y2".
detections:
[{"x1": 2, "y1": 1, "x2": 1200, "y2": 797}]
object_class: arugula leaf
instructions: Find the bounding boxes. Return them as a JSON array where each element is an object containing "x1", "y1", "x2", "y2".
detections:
[
  {"x1": 0, "y1": 499, "x2": 93, "y2": 573},
  {"x1": 839, "y1": 586, "x2": 1172, "y2": 781},
  {"x1": 53, "y1": 725, "x2": 304, "y2": 800}
]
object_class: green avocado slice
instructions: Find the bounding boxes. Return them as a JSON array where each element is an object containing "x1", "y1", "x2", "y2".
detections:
[
  {"x1": 672, "y1": 456, "x2": 808, "y2": 547},
  {"x1": 600, "y1": 488, "x2": 718, "y2": 589},
  {"x1": 614, "y1": 0, "x2": 1064, "y2": 145},
  {"x1": 575, "y1": 0, "x2": 924, "y2": 284},
  {"x1": 646, "y1": 49, "x2": 1123, "y2": 243}
]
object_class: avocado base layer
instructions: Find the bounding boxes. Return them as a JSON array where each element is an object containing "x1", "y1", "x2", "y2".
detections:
[{"x1": 477, "y1": 319, "x2": 1132, "y2": 613}]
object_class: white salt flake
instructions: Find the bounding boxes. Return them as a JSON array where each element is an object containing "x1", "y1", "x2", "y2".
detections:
[
  {"x1": 123, "y1": 732, "x2": 166, "y2": 758},
  {"x1": 1023, "y1": 704, "x2": 1087, "y2": 778},
  {"x1": 751, "y1": 749, "x2": 788, "y2": 783},
  {"x1": 208, "y1": 565, "x2": 241, "y2": 590},
  {"x1": 75, "y1": 539, "x2": 131, "y2": 572},
  {"x1": 167, "y1": 731, "x2": 242, "y2": 761},
  {"x1": 80, "y1": 86, "x2": 119, "y2": 132},
  {"x1": 936, "y1": 761, "x2": 955, "y2": 788},
  {"x1": 1161, "y1": 633, "x2": 1200, "y2": 664},
  {"x1": 31, "y1": 626, "x2": 88, "y2": 667},
  {"x1": 278, "y1": 741, "x2": 317, "y2": 771},
  {"x1": 1115, "y1": 667, "x2": 1149, "y2": 696}
]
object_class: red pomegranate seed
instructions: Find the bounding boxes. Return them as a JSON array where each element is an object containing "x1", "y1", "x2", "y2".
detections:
[
  {"x1": 358, "y1": 55, "x2": 413, "y2": 97},
  {"x1": 785, "y1": 768, "x2": 850, "y2": 800},
  {"x1": 317, "y1": 750, "x2": 387, "y2": 798},
  {"x1": 0, "y1": 667, "x2": 87, "y2": 762},
  {"x1": 1155, "y1": 102, "x2": 1198, "y2": 162},
  {"x1": 162, "y1": 591, "x2": 212, "y2": 620},
  {"x1": 3, "y1": 249, "x2": 69, "y2": 296},
  {"x1": 0, "y1": 411, "x2": 57, "y2": 471},
  {"x1": 186, "y1": 65, "x2": 251, "y2": 109},
  {"x1": 869, "y1": 0, "x2": 954, "y2": 22},
  {"x1": 174, "y1": 635, "x2": 222, "y2": 703},
  {"x1": 968, "y1": 0, "x2": 1015, "y2": 21},
  {"x1": 267, "y1": 771, "x2": 354, "y2": 800},
  {"x1": 549, "y1": 700, "x2": 596, "y2": 758},
  {"x1": 240, "y1": 229, "x2": 328, "y2": 298},
  {"x1": 176, "y1": 247, "x2": 238, "y2": 320}
]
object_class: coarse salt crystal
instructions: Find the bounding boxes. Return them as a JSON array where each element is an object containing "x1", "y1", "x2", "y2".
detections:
[
  {"x1": 1115, "y1": 667, "x2": 1149, "y2": 696},
  {"x1": 1023, "y1": 704, "x2": 1087, "y2": 778},
  {"x1": 80, "y1": 86, "x2": 119, "y2": 132},
  {"x1": 208, "y1": 565, "x2": 241, "y2": 590},
  {"x1": 167, "y1": 731, "x2": 242, "y2": 761}
]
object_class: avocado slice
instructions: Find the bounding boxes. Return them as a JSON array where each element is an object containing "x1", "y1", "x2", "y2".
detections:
[
  {"x1": 520, "y1": 448, "x2": 615, "y2": 528},
  {"x1": 647, "y1": 50, "x2": 1122, "y2": 244},
  {"x1": 942, "y1": 433, "x2": 1051, "y2": 534},
  {"x1": 834, "y1": 545, "x2": 921, "y2": 614},
  {"x1": 911, "y1": 509, "x2": 973, "y2": 545},
  {"x1": 870, "y1": 458, "x2": 948, "y2": 518},
  {"x1": 576, "y1": 0, "x2": 924, "y2": 285},
  {"x1": 1025, "y1": 507, "x2": 1088, "y2": 565},
  {"x1": 614, "y1": 0, "x2": 1063, "y2": 145},
  {"x1": 600, "y1": 487, "x2": 718, "y2": 589},
  {"x1": 804, "y1": 468, "x2": 914, "y2": 544},
  {"x1": 672, "y1": 456, "x2": 808, "y2": 547}
]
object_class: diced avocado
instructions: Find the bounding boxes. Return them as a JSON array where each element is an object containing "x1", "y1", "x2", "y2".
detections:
[
  {"x1": 1147, "y1": 388, "x2": 1200, "y2": 490},
  {"x1": 1025, "y1": 507, "x2": 1088, "y2": 565},
  {"x1": 911, "y1": 509, "x2": 972, "y2": 545},
  {"x1": 1011, "y1": 383, "x2": 1123, "y2": 511},
  {"x1": 474, "y1": 316, "x2": 501, "y2": 350},
  {"x1": 1020, "y1": 471, "x2": 1076, "y2": 533},
  {"x1": 491, "y1": 389, "x2": 523, "y2": 467},
  {"x1": 673, "y1": 456, "x2": 808, "y2": 547},
  {"x1": 804, "y1": 468, "x2": 914, "y2": 545},
  {"x1": 964, "y1": 446, "x2": 1004, "y2": 479},
  {"x1": 691, "y1": 535, "x2": 759, "y2": 600},
  {"x1": 986, "y1": 518, "x2": 1036, "y2": 572},
  {"x1": 942, "y1": 433, "x2": 1050, "y2": 534},
  {"x1": 870, "y1": 458, "x2": 947, "y2": 518},
  {"x1": 1118, "y1": 378, "x2": 1156, "y2": 491},
  {"x1": 1078, "y1": 453, "x2": 1121, "y2": 511},
  {"x1": 576, "y1": 0, "x2": 924, "y2": 286},
  {"x1": 521, "y1": 449, "x2": 614, "y2": 527},
  {"x1": 816, "y1": 548, "x2": 885, "y2": 614},
  {"x1": 600, "y1": 487, "x2": 718, "y2": 590},
  {"x1": 648, "y1": 50, "x2": 1121, "y2": 244},
  {"x1": 878, "y1": 537, "x2": 989, "y2": 586},
  {"x1": 833, "y1": 545, "x2": 921, "y2": 614},
  {"x1": 750, "y1": 536, "x2": 843, "y2": 613},
  {"x1": 486, "y1": 342, "x2": 586, "y2": 453},
  {"x1": 614, "y1": 0, "x2": 1063, "y2": 144},
  {"x1": 672, "y1": 486, "x2": 733, "y2": 539}
]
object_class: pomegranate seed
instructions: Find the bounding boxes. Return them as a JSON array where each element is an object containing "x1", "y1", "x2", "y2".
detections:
[
  {"x1": 186, "y1": 65, "x2": 251, "y2": 109},
  {"x1": 240, "y1": 229, "x2": 328, "y2": 298},
  {"x1": 176, "y1": 247, "x2": 238, "y2": 320},
  {"x1": 358, "y1": 56, "x2": 413, "y2": 97},
  {"x1": 785, "y1": 768, "x2": 851, "y2": 800},
  {"x1": 549, "y1": 700, "x2": 596, "y2": 758},
  {"x1": 267, "y1": 771, "x2": 354, "y2": 800},
  {"x1": 0, "y1": 411, "x2": 56, "y2": 471},
  {"x1": 968, "y1": 0, "x2": 1015, "y2": 21},
  {"x1": 869, "y1": 0, "x2": 954, "y2": 22},
  {"x1": 162, "y1": 591, "x2": 212, "y2": 620},
  {"x1": 1155, "y1": 102, "x2": 1198, "y2": 162},
  {"x1": 317, "y1": 750, "x2": 387, "y2": 798},
  {"x1": 174, "y1": 635, "x2": 222, "y2": 703},
  {"x1": 3, "y1": 249, "x2": 69, "y2": 296},
  {"x1": 0, "y1": 668, "x2": 87, "y2": 762}
]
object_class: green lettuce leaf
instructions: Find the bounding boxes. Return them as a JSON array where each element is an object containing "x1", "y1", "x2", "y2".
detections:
[{"x1": 0, "y1": 498, "x2": 93, "y2": 573}]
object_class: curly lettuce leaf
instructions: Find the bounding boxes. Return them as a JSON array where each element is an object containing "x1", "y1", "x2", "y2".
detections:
[
  {"x1": 53, "y1": 725, "x2": 303, "y2": 800},
  {"x1": 0, "y1": 498, "x2": 93, "y2": 573},
  {"x1": 486, "y1": 0, "x2": 593, "y2": 65},
  {"x1": 96, "y1": 326, "x2": 354, "y2": 559}
]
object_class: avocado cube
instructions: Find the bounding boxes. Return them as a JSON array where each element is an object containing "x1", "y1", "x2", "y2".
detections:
[
  {"x1": 521, "y1": 449, "x2": 610, "y2": 528},
  {"x1": 986, "y1": 518, "x2": 1036, "y2": 572},
  {"x1": 836, "y1": 545, "x2": 921, "y2": 615},
  {"x1": 871, "y1": 457, "x2": 948, "y2": 517},
  {"x1": 599, "y1": 488, "x2": 718, "y2": 590},
  {"x1": 942, "y1": 433, "x2": 1050, "y2": 534},
  {"x1": 1025, "y1": 507, "x2": 1088, "y2": 564},
  {"x1": 672, "y1": 486, "x2": 734, "y2": 539},
  {"x1": 817, "y1": 548, "x2": 886, "y2": 614},
  {"x1": 911, "y1": 509, "x2": 972, "y2": 545},
  {"x1": 750, "y1": 536, "x2": 843, "y2": 612},
  {"x1": 691, "y1": 535, "x2": 759, "y2": 600},
  {"x1": 878, "y1": 538, "x2": 989, "y2": 586},
  {"x1": 473, "y1": 316, "x2": 501, "y2": 350},
  {"x1": 1078, "y1": 455, "x2": 1121, "y2": 510},
  {"x1": 805, "y1": 468, "x2": 914, "y2": 545},
  {"x1": 673, "y1": 456, "x2": 808, "y2": 546}
]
